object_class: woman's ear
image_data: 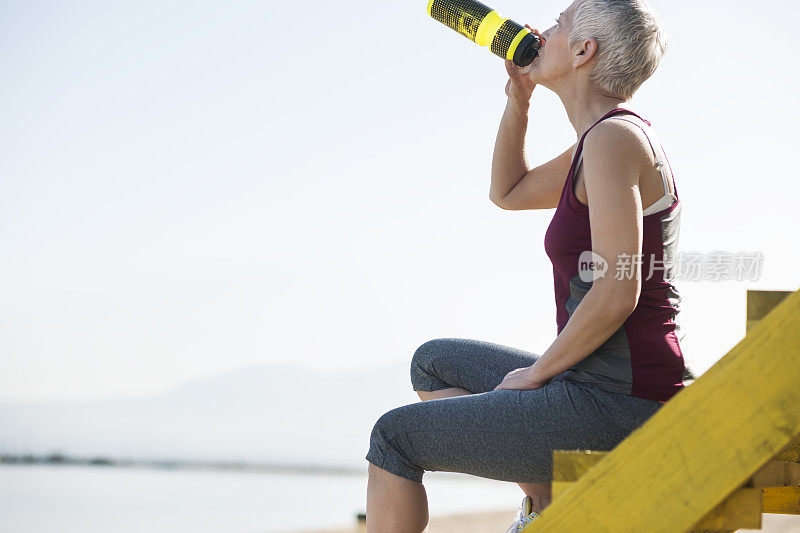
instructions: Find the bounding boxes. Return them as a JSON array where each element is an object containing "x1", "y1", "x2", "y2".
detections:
[{"x1": 573, "y1": 37, "x2": 598, "y2": 68}]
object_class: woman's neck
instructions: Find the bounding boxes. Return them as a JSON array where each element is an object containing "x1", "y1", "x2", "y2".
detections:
[{"x1": 558, "y1": 82, "x2": 631, "y2": 139}]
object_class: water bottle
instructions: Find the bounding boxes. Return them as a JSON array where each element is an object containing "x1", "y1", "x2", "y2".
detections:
[{"x1": 427, "y1": 0, "x2": 541, "y2": 67}]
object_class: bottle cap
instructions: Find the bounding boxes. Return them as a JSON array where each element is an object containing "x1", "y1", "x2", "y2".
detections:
[{"x1": 513, "y1": 32, "x2": 541, "y2": 67}]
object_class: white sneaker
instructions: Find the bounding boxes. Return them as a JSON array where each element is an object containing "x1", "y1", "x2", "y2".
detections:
[{"x1": 504, "y1": 496, "x2": 541, "y2": 533}]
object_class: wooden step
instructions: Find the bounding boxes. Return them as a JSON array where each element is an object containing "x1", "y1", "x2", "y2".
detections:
[{"x1": 522, "y1": 289, "x2": 800, "y2": 532}]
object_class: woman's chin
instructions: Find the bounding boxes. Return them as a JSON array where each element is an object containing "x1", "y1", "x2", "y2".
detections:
[{"x1": 527, "y1": 64, "x2": 550, "y2": 86}]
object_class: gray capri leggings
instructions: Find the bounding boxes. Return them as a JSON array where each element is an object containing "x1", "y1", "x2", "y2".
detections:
[{"x1": 365, "y1": 338, "x2": 664, "y2": 483}]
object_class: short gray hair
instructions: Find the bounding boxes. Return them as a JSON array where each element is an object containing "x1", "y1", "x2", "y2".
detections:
[{"x1": 569, "y1": 0, "x2": 669, "y2": 100}]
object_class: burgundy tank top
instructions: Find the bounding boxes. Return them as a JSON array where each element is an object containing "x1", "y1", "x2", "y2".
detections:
[{"x1": 543, "y1": 108, "x2": 687, "y2": 403}]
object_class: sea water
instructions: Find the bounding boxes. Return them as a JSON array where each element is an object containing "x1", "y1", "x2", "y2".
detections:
[{"x1": 0, "y1": 464, "x2": 523, "y2": 532}]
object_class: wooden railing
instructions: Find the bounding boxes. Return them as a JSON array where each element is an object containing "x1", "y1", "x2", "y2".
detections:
[{"x1": 524, "y1": 289, "x2": 800, "y2": 532}]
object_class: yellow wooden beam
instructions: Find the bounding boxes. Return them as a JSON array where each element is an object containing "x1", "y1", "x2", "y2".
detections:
[
  {"x1": 762, "y1": 486, "x2": 800, "y2": 514},
  {"x1": 524, "y1": 288, "x2": 800, "y2": 532},
  {"x1": 774, "y1": 437, "x2": 800, "y2": 464},
  {"x1": 554, "y1": 484, "x2": 763, "y2": 530},
  {"x1": 747, "y1": 460, "x2": 800, "y2": 487},
  {"x1": 552, "y1": 451, "x2": 765, "y2": 530},
  {"x1": 558, "y1": 477, "x2": 800, "y2": 522},
  {"x1": 551, "y1": 450, "x2": 603, "y2": 484},
  {"x1": 688, "y1": 488, "x2": 762, "y2": 531},
  {"x1": 554, "y1": 451, "x2": 800, "y2": 490},
  {"x1": 746, "y1": 290, "x2": 799, "y2": 467},
  {"x1": 746, "y1": 289, "x2": 792, "y2": 333}
]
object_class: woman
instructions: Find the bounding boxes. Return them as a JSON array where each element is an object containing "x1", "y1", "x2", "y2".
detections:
[{"x1": 365, "y1": 0, "x2": 688, "y2": 531}]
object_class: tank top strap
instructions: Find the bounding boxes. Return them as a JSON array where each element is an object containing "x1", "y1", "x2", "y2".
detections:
[
  {"x1": 610, "y1": 111, "x2": 679, "y2": 202},
  {"x1": 567, "y1": 108, "x2": 638, "y2": 195},
  {"x1": 569, "y1": 107, "x2": 679, "y2": 202},
  {"x1": 575, "y1": 108, "x2": 636, "y2": 156},
  {"x1": 604, "y1": 115, "x2": 675, "y2": 199}
]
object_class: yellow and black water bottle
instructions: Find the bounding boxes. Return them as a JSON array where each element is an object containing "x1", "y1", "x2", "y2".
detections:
[{"x1": 427, "y1": 0, "x2": 541, "y2": 67}]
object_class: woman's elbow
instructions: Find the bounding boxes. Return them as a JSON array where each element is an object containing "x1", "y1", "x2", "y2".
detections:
[
  {"x1": 593, "y1": 281, "x2": 639, "y2": 318},
  {"x1": 489, "y1": 191, "x2": 516, "y2": 210}
]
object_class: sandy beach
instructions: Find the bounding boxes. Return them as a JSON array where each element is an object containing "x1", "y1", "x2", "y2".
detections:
[
  {"x1": 294, "y1": 510, "x2": 513, "y2": 533},
  {"x1": 298, "y1": 510, "x2": 800, "y2": 532}
]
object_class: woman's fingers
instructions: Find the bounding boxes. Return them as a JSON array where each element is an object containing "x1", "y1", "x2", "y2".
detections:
[
  {"x1": 505, "y1": 60, "x2": 521, "y2": 81},
  {"x1": 505, "y1": 58, "x2": 522, "y2": 77},
  {"x1": 525, "y1": 24, "x2": 544, "y2": 44},
  {"x1": 530, "y1": 27, "x2": 544, "y2": 46},
  {"x1": 504, "y1": 52, "x2": 536, "y2": 103}
]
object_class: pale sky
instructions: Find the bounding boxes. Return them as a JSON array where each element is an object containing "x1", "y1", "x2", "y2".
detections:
[{"x1": 1, "y1": 0, "x2": 798, "y2": 401}]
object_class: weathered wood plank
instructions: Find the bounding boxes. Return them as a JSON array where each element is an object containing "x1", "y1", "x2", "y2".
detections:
[
  {"x1": 688, "y1": 488, "x2": 762, "y2": 531},
  {"x1": 554, "y1": 451, "x2": 800, "y2": 523},
  {"x1": 747, "y1": 291, "x2": 799, "y2": 466},
  {"x1": 524, "y1": 289, "x2": 800, "y2": 532},
  {"x1": 552, "y1": 451, "x2": 764, "y2": 529},
  {"x1": 553, "y1": 454, "x2": 800, "y2": 490},
  {"x1": 746, "y1": 290, "x2": 792, "y2": 333},
  {"x1": 762, "y1": 486, "x2": 800, "y2": 515},
  {"x1": 774, "y1": 438, "x2": 800, "y2": 464},
  {"x1": 551, "y1": 450, "x2": 604, "y2": 482},
  {"x1": 555, "y1": 479, "x2": 761, "y2": 530},
  {"x1": 748, "y1": 461, "x2": 800, "y2": 487},
  {"x1": 555, "y1": 453, "x2": 800, "y2": 492}
]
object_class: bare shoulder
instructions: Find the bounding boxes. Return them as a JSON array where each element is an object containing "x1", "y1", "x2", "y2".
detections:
[{"x1": 582, "y1": 118, "x2": 653, "y2": 175}]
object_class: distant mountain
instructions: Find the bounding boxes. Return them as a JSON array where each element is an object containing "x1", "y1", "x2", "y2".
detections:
[
  {"x1": 0, "y1": 361, "x2": 417, "y2": 469},
  {"x1": 0, "y1": 360, "x2": 700, "y2": 470}
]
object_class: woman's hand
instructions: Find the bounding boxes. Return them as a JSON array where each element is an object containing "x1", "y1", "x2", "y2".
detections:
[
  {"x1": 504, "y1": 25, "x2": 540, "y2": 113},
  {"x1": 493, "y1": 365, "x2": 548, "y2": 391}
]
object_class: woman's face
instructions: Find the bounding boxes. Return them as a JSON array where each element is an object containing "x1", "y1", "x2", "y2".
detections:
[{"x1": 522, "y1": 1, "x2": 580, "y2": 87}]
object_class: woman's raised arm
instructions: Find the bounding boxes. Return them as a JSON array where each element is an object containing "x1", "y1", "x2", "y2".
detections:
[
  {"x1": 490, "y1": 54, "x2": 575, "y2": 211},
  {"x1": 490, "y1": 140, "x2": 576, "y2": 211}
]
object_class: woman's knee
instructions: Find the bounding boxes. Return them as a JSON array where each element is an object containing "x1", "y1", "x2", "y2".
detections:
[
  {"x1": 409, "y1": 338, "x2": 459, "y2": 391},
  {"x1": 366, "y1": 406, "x2": 425, "y2": 483}
]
